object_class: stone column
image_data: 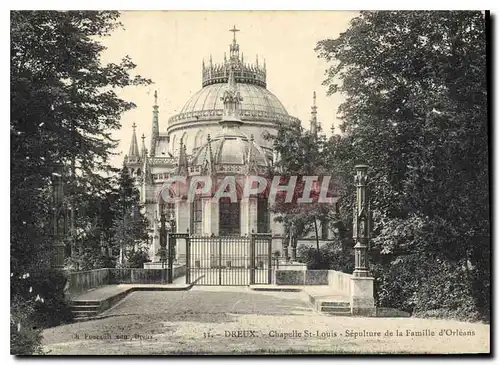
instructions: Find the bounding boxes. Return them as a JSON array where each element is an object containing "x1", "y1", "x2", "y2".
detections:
[
  {"x1": 350, "y1": 164, "x2": 376, "y2": 316},
  {"x1": 202, "y1": 197, "x2": 220, "y2": 236},
  {"x1": 241, "y1": 197, "x2": 257, "y2": 236},
  {"x1": 175, "y1": 197, "x2": 189, "y2": 263}
]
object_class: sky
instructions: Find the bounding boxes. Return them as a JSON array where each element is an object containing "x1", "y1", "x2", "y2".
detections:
[{"x1": 100, "y1": 11, "x2": 359, "y2": 167}]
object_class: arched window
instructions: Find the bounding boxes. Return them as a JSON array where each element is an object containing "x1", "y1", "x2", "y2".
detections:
[
  {"x1": 219, "y1": 197, "x2": 240, "y2": 236},
  {"x1": 170, "y1": 135, "x2": 177, "y2": 154},
  {"x1": 180, "y1": 132, "x2": 188, "y2": 150},
  {"x1": 191, "y1": 198, "x2": 203, "y2": 235},
  {"x1": 257, "y1": 197, "x2": 270, "y2": 233},
  {"x1": 194, "y1": 130, "x2": 204, "y2": 151}
]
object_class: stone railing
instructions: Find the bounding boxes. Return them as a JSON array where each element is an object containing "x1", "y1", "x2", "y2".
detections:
[
  {"x1": 273, "y1": 268, "x2": 353, "y2": 295},
  {"x1": 327, "y1": 270, "x2": 353, "y2": 298},
  {"x1": 64, "y1": 265, "x2": 186, "y2": 298},
  {"x1": 168, "y1": 109, "x2": 300, "y2": 126},
  {"x1": 65, "y1": 268, "x2": 110, "y2": 298},
  {"x1": 274, "y1": 269, "x2": 328, "y2": 285}
]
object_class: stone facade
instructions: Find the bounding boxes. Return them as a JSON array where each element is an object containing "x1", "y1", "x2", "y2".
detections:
[{"x1": 124, "y1": 30, "x2": 311, "y2": 264}]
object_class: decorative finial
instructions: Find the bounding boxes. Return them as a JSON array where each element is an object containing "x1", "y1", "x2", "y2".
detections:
[
  {"x1": 132, "y1": 122, "x2": 137, "y2": 130},
  {"x1": 207, "y1": 134, "x2": 211, "y2": 142},
  {"x1": 229, "y1": 25, "x2": 240, "y2": 42},
  {"x1": 154, "y1": 91, "x2": 158, "y2": 106},
  {"x1": 241, "y1": 52, "x2": 244, "y2": 64},
  {"x1": 256, "y1": 54, "x2": 259, "y2": 67},
  {"x1": 310, "y1": 91, "x2": 318, "y2": 137},
  {"x1": 250, "y1": 134, "x2": 254, "y2": 142},
  {"x1": 141, "y1": 133, "x2": 146, "y2": 142}
]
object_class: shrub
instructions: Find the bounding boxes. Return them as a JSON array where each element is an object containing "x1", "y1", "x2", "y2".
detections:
[
  {"x1": 126, "y1": 250, "x2": 151, "y2": 268},
  {"x1": 10, "y1": 269, "x2": 73, "y2": 354},
  {"x1": 10, "y1": 294, "x2": 43, "y2": 355},
  {"x1": 30, "y1": 270, "x2": 73, "y2": 328},
  {"x1": 296, "y1": 239, "x2": 354, "y2": 272}
]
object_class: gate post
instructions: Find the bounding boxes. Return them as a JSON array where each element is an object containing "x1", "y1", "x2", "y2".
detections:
[
  {"x1": 250, "y1": 233, "x2": 255, "y2": 285},
  {"x1": 267, "y1": 236, "x2": 272, "y2": 284},
  {"x1": 159, "y1": 205, "x2": 167, "y2": 283},
  {"x1": 167, "y1": 232, "x2": 174, "y2": 284},
  {"x1": 351, "y1": 164, "x2": 376, "y2": 316},
  {"x1": 185, "y1": 229, "x2": 191, "y2": 285},
  {"x1": 218, "y1": 237, "x2": 222, "y2": 285}
]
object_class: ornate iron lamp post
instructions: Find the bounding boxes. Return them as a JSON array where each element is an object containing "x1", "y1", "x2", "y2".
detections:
[
  {"x1": 353, "y1": 164, "x2": 370, "y2": 277},
  {"x1": 159, "y1": 204, "x2": 167, "y2": 269}
]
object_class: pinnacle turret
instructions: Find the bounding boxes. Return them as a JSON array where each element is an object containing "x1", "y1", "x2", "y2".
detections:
[
  {"x1": 201, "y1": 26, "x2": 267, "y2": 88},
  {"x1": 310, "y1": 91, "x2": 318, "y2": 137},
  {"x1": 150, "y1": 90, "x2": 159, "y2": 156},
  {"x1": 128, "y1": 122, "x2": 140, "y2": 157},
  {"x1": 141, "y1": 133, "x2": 147, "y2": 158},
  {"x1": 220, "y1": 67, "x2": 243, "y2": 126}
]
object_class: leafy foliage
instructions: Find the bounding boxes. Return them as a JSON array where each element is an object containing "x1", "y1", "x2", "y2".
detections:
[
  {"x1": 316, "y1": 11, "x2": 489, "y2": 321},
  {"x1": 11, "y1": 11, "x2": 150, "y2": 353},
  {"x1": 268, "y1": 122, "x2": 342, "y2": 253}
]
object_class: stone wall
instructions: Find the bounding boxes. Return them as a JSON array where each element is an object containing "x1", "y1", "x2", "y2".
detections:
[
  {"x1": 109, "y1": 269, "x2": 167, "y2": 284},
  {"x1": 65, "y1": 265, "x2": 187, "y2": 298},
  {"x1": 274, "y1": 269, "x2": 352, "y2": 289},
  {"x1": 65, "y1": 268, "x2": 110, "y2": 298},
  {"x1": 274, "y1": 270, "x2": 328, "y2": 285}
]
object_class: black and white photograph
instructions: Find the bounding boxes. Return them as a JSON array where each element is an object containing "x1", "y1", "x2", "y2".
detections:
[{"x1": 10, "y1": 10, "x2": 490, "y2": 355}]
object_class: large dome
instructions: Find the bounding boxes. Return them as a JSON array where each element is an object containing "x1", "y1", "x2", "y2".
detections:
[
  {"x1": 180, "y1": 83, "x2": 288, "y2": 116},
  {"x1": 167, "y1": 34, "x2": 301, "y2": 127}
]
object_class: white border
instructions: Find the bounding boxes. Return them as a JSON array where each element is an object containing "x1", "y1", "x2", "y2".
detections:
[{"x1": 2, "y1": 3, "x2": 497, "y2": 365}]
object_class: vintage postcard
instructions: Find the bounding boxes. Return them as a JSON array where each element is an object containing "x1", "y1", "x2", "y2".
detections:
[{"x1": 10, "y1": 10, "x2": 490, "y2": 355}]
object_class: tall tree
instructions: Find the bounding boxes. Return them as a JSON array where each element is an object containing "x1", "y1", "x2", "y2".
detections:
[
  {"x1": 11, "y1": 11, "x2": 150, "y2": 271},
  {"x1": 110, "y1": 166, "x2": 150, "y2": 267},
  {"x1": 316, "y1": 11, "x2": 489, "y2": 320},
  {"x1": 11, "y1": 11, "x2": 150, "y2": 353},
  {"x1": 269, "y1": 122, "x2": 341, "y2": 264}
]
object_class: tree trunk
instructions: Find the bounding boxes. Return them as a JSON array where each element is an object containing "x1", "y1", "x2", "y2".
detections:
[{"x1": 314, "y1": 219, "x2": 320, "y2": 253}]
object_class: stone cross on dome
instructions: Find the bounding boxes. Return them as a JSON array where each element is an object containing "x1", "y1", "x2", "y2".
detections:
[
  {"x1": 229, "y1": 25, "x2": 240, "y2": 61},
  {"x1": 229, "y1": 25, "x2": 240, "y2": 41}
]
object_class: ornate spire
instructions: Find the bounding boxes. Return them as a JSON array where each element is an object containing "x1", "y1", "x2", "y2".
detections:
[
  {"x1": 202, "y1": 134, "x2": 215, "y2": 175},
  {"x1": 143, "y1": 147, "x2": 152, "y2": 185},
  {"x1": 141, "y1": 133, "x2": 147, "y2": 157},
  {"x1": 150, "y1": 90, "x2": 159, "y2": 156},
  {"x1": 128, "y1": 122, "x2": 140, "y2": 158},
  {"x1": 220, "y1": 67, "x2": 243, "y2": 126},
  {"x1": 310, "y1": 91, "x2": 318, "y2": 137},
  {"x1": 246, "y1": 134, "x2": 258, "y2": 174},
  {"x1": 177, "y1": 139, "x2": 189, "y2": 176}
]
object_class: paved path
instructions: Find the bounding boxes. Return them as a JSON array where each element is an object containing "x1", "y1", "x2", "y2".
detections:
[{"x1": 43, "y1": 287, "x2": 490, "y2": 355}]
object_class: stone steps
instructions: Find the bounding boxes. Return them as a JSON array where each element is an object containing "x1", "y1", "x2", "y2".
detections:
[
  {"x1": 70, "y1": 302, "x2": 101, "y2": 320},
  {"x1": 313, "y1": 298, "x2": 352, "y2": 316}
]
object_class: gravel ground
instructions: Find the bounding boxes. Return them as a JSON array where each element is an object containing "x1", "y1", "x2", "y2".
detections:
[{"x1": 41, "y1": 288, "x2": 490, "y2": 355}]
